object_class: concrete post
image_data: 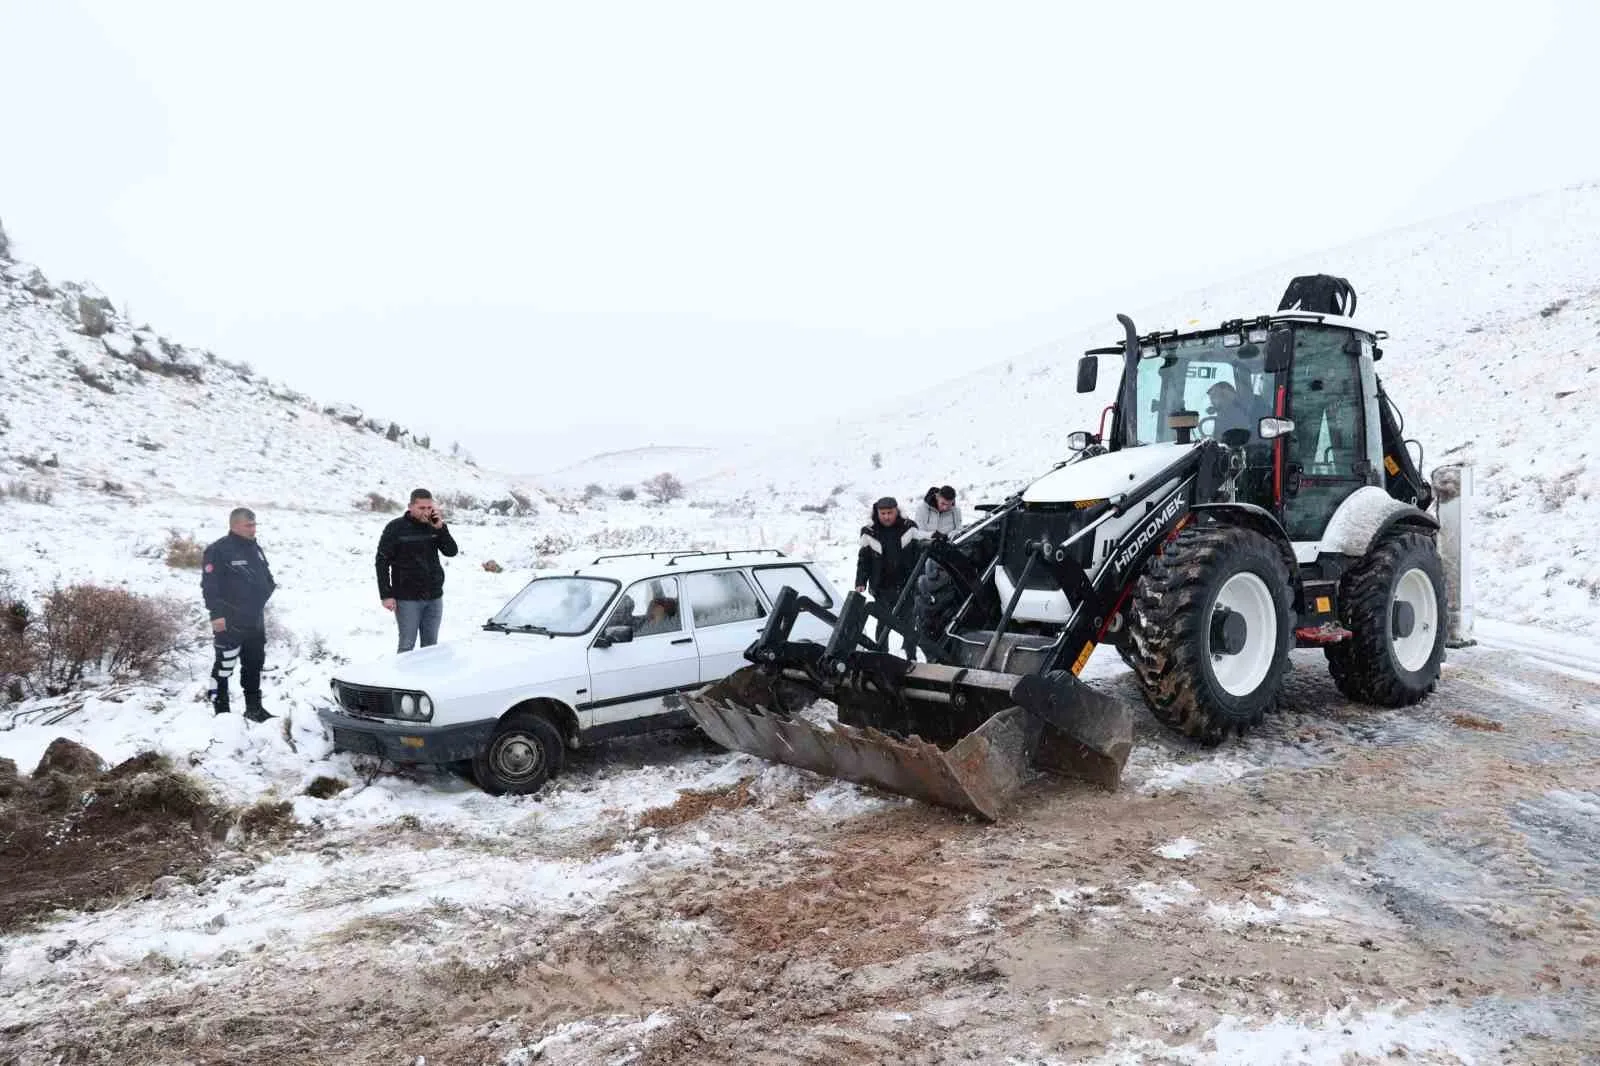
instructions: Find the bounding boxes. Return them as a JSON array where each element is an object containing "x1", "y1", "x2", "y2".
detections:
[{"x1": 1430, "y1": 464, "x2": 1475, "y2": 648}]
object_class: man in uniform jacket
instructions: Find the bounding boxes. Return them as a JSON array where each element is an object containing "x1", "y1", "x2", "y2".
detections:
[
  {"x1": 376, "y1": 488, "x2": 460, "y2": 652},
  {"x1": 201, "y1": 507, "x2": 277, "y2": 721}
]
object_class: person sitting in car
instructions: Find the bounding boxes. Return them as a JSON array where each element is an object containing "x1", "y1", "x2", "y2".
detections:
[{"x1": 636, "y1": 596, "x2": 680, "y2": 636}]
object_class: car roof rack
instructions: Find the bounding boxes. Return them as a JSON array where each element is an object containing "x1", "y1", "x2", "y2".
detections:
[
  {"x1": 665, "y1": 548, "x2": 787, "y2": 566},
  {"x1": 591, "y1": 549, "x2": 706, "y2": 564}
]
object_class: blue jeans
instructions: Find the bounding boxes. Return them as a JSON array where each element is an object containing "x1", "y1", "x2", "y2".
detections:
[{"x1": 395, "y1": 597, "x2": 443, "y2": 652}]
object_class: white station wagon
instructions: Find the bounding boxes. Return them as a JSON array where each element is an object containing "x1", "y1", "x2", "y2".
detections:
[{"x1": 318, "y1": 549, "x2": 841, "y2": 795}]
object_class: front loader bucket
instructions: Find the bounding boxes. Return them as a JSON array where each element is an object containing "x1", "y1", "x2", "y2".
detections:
[{"x1": 683, "y1": 663, "x2": 1135, "y2": 821}]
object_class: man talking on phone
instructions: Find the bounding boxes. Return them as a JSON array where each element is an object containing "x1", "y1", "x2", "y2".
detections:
[{"x1": 375, "y1": 488, "x2": 460, "y2": 652}]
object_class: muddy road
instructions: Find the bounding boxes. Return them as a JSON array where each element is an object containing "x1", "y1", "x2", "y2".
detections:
[{"x1": 2, "y1": 643, "x2": 1598, "y2": 1065}]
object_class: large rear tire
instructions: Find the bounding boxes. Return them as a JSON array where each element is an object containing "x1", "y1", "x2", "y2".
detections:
[
  {"x1": 1127, "y1": 524, "x2": 1293, "y2": 745},
  {"x1": 1325, "y1": 530, "x2": 1447, "y2": 706}
]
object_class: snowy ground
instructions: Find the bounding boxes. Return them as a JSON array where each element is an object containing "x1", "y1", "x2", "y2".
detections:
[{"x1": 3, "y1": 628, "x2": 1597, "y2": 1064}]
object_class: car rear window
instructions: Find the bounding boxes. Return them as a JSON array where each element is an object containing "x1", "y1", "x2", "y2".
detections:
[{"x1": 752, "y1": 564, "x2": 832, "y2": 609}]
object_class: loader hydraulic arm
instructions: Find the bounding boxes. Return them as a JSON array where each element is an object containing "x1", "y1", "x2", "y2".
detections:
[{"x1": 1375, "y1": 375, "x2": 1432, "y2": 511}]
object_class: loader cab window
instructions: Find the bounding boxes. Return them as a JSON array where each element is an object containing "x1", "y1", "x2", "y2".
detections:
[
  {"x1": 1129, "y1": 336, "x2": 1274, "y2": 447},
  {"x1": 1282, "y1": 328, "x2": 1370, "y2": 540}
]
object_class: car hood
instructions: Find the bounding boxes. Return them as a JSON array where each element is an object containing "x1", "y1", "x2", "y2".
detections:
[{"x1": 332, "y1": 633, "x2": 584, "y2": 698}]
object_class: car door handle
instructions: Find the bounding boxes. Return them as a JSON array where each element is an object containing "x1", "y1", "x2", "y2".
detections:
[{"x1": 670, "y1": 637, "x2": 693, "y2": 646}]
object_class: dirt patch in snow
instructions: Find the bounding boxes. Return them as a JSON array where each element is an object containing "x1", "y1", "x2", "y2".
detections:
[
  {"x1": 636, "y1": 777, "x2": 757, "y2": 831},
  {"x1": 0, "y1": 742, "x2": 229, "y2": 932}
]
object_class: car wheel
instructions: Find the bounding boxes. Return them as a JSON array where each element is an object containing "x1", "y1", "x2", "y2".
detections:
[{"x1": 471, "y1": 711, "x2": 565, "y2": 796}]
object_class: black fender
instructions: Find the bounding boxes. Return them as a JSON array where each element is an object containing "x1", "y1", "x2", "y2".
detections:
[{"x1": 1188, "y1": 502, "x2": 1299, "y2": 584}]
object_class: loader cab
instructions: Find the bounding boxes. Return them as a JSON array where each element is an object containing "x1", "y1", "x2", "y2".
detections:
[
  {"x1": 1275, "y1": 319, "x2": 1385, "y2": 539},
  {"x1": 1090, "y1": 316, "x2": 1385, "y2": 533}
]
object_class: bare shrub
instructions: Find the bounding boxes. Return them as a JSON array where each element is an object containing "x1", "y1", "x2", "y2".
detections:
[
  {"x1": 164, "y1": 531, "x2": 205, "y2": 569},
  {"x1": 3, "y1": 481, "x2": 53, "y2": 504},
  {"x1": 583, "y1": 483, "x2": 605, "y2": 501},
  {"x1": 33, "y1": 583, "x2": 189, "y2": 694},
  {"x1": 509, "y1": 489, "x2": 534, "y2": 515},
  {"x1": 616, "y1": 486, "x2": 638, "y2": 501},
  {"x1": 642, "y1": 472, "x2": 685, "y2": 503},
  {"x1": 0, "y1": 574, "x2": 34, "y2": 701},
  {"x1": 365, "y1": 492, "x2": 400, "y2": 513},
  {"x1": 870, "y1": 451, "x2": 882, "y2": 469},
  {"x1": 100, "y1": 479, "x2": 124, "y2": 495}
]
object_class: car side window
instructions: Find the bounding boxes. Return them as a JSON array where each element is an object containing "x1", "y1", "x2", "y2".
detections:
[
  {"x1": 685, "y1": 570, "x2": 766, "y2": 628},
  {"x1": 608, "y1": 576, "x2": 682, "y2": 637},
  {"x1": 752, "y1": 565, "x2": 833, "y2": 609}
]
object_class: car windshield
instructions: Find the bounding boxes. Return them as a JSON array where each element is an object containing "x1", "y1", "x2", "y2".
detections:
[
  {"x1": 489, "y1": 577, "x2": 616, "y2": 634},
  {"x1": 1126, "y1": 334, "x2": 1276, "y2": 447}
]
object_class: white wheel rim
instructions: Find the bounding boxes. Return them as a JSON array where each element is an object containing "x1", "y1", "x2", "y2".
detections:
[
  {"x1": 1392, "y1": 568, "x2": 1439, "y2": 672},
  {"x1": 1209, "y1": 572, "x2": 1278, "y2": 697}
]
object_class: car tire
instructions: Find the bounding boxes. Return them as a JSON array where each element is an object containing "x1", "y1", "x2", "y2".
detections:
[{"x1": 472, "y1": 711, "x2": 565, "y2": 796}]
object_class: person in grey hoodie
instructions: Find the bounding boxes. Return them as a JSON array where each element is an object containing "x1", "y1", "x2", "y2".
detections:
[{"x1": 915, "y1": 485, "x2": 962, "y2": 537}]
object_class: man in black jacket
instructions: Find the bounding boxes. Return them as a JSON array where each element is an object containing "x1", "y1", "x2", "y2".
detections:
[
  {"x1": 201, "y1": 507, "x2": 277, "y2": 721},
  {"x1": 376, "y1": 488, "x2": 460, "y2": 652},
  {"x1": 854, "y1": 496, "x2": 927, "y2": 649}
]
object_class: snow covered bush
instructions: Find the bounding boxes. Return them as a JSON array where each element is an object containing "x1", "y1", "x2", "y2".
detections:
[
  {"x1": 31, "y1": 583, "x2": 190, "y2": 695},
  {"x1": 164, "y1": 531, "x2": 204, "y2": 569},
  {"x1": 642, "y1": 472, "x2": 685, "y2": 503}
]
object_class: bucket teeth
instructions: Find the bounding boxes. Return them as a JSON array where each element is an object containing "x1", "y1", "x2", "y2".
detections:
[{"x1": 683, "y1": 664, "x2": 1136, "y2": 821}]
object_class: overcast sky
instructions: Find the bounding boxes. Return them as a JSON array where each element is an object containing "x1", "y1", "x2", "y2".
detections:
[{"x1": 2, "y1": 0, "x2": 1597, "y2": 472}]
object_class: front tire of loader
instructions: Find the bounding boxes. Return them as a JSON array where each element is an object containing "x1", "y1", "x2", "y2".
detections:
[
  {"x1": 1325, "y1": 530, "x2": 1447, "y2": 706},
  {"x1": 1127, "y1": 524, "x2": 1293, "y2": 745}
]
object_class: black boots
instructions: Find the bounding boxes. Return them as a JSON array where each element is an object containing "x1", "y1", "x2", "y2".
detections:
[
  {"x1": 212, "y1": 683, "x2": 274, "y2": 722},
  {"x1": 243, "y1": 691, "x2": 274, "y2": 723}
]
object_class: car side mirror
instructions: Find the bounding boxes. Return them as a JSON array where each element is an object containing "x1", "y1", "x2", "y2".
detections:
[
  {"x1": 1066, "y1": 430, "x2": 1094, "y2": 452},
  {"x1": 1263, "y1": 330, "x2": 1293, "y2": 373},
  {"x1": 596, "y1": 624, "x2": 634, "y2": 648},
  {"x1": 1075, "y1": 355, "x2": 1098, "y2": 393}
]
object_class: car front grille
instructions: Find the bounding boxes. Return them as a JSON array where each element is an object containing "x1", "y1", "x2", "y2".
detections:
[
  {"x1": 331, "y1": 728, "x2": 383, "y2": 755},
  {"x1": 335, "y1": 682, "x2": 395, "y2": 719}
]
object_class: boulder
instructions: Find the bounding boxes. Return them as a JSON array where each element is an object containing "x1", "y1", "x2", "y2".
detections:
[
  {"x1": 77, "y1": 293, "x2": 114, "y2": 337},
  {"x1": 32, "y1": 737, "x2": 105, "y2": 779}
]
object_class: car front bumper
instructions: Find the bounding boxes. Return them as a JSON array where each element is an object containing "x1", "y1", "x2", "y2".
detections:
[{"x1": 317, "y1": 707, "x2": 497, "y2": 764}]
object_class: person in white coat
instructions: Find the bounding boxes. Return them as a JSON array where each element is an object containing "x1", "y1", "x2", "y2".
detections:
[{"x1": 915, "y1": 485, "x2": 962, "y2": 537}]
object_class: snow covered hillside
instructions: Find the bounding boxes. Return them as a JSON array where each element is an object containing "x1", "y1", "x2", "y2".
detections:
[
  {"x1": 531, "y1": 445, "x2": 733, "y2": 495},
  {"x1": 673, "y1": 180, "x2": 1600, "y2": 636},
  {"x1": 0, "y1": 243, "x2": 539, "y2": 512}
]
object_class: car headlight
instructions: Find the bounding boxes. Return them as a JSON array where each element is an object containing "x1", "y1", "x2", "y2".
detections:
[
  {"x1": 418, "y1": 694, "x2": 433, "y2": 717},
  {"x1": 399, "y1": 694, "x2": 417, "y2": 716}
]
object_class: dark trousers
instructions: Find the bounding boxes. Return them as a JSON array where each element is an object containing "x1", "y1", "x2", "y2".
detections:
[{"x1": 212, "y1": 626, "x2": 266, "y2": 695}]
